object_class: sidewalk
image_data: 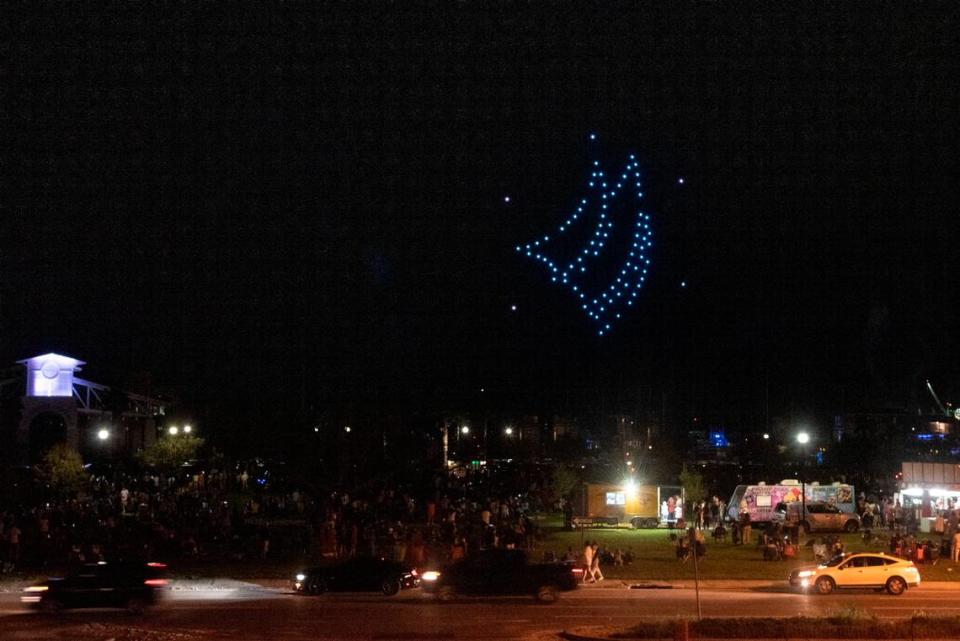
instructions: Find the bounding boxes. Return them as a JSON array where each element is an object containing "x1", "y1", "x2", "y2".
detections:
[{"x1": 573, "y1": 578, "x2": 960, "y2": 591}]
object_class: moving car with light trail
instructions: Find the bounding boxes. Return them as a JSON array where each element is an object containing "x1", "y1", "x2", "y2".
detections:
[
  {"x1": 22, "y1": 561, "x2": 168, "y2": 613},
  {"x1": 294, "y1": 557, "x2": 419, "y2": 596},
  {"x1": 423, "y1": 548, "x2": 580, "y2": 603},
  {"x1": 789, "y1": 552, "x2": 919, "y2": 595}
]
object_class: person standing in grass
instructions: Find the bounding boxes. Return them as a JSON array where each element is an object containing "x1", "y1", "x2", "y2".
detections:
[
  {"x1": 740, "y1": 511, "x2": 752, "y2": 546},
  {"x1": 581, "y1": 542, "x2": 594, "y2": 583},
  {"x1": 590, "y1": 541, "x2": 604, "y2": 582}
]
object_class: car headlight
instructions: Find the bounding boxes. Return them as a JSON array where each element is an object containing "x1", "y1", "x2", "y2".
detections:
[
  {"x1": 796, "y1": 570, "x2": 815, "y2": 578},
  {"x1": 421, "y1": 571, "x2": 440, "y2": 581},
  {"x1": 24, "y1": 585, "x2": 49, "y2": 592},
  {"x1": 295, "y1": 573, "x2": 306, "y2": 582}
]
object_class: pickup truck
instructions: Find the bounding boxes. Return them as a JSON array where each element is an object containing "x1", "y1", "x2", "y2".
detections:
[{"x1": 423, "y1": 549, "x2": 580, "y2": 603}]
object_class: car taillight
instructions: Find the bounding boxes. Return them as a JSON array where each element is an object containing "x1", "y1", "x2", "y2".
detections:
[
  {"x1": 147, "y1": 562, "x2": 167, "y2": 568},
  {"x1": 144, "y1": 579, "x2": 168, "y2": 586},
  {"x1": 571, "y1": 568, "x2": 584, "y2": 574}
]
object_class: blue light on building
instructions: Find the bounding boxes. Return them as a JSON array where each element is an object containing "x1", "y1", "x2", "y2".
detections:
[{"x1": 709, "y1": 431, "x2": 729, "y2": 448}]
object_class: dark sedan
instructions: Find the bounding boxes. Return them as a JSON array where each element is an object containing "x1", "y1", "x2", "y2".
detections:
[
  {"x1": 294, "y1": 557, "x2": 419, "y2": 596},
  {"x1": 22, "y1": 561, "x2": 168, "y2": 614}
]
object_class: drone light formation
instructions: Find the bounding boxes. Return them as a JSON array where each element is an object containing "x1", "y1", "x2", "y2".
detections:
[{"x1": 516, "y1": 133, "x2": 653, "y2": 336}]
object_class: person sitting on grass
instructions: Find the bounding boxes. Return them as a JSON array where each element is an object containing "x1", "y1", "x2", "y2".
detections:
[{"x1": 712, "y1": 522, "x2": 727, "y2": 542}]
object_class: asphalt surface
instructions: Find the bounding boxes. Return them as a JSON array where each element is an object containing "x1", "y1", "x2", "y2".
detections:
[{"x1": 4, "y1": 582, "x2": 960, "y2": 640}]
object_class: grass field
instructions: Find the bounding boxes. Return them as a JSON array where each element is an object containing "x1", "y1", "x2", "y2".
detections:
[{"x1": 534, "y1": 525, "x2": 960, "y2": 582}]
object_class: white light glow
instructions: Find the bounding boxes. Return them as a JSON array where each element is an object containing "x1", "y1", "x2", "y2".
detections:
[
  {"x1": 461, "y1": 426, "x2": 470, "y2": 434},
  {"x1": 504, "y1": 427, "x2": 514, "y2": 436},
  {"x1": 97, "y1": 428, "x2": 110, "y2": 441},
  {"x1": 20, "y1": 353, "x2": 85, "y2": 398},
  {"x1": 168, "y1": 426, "x2": 179, "y2": 435},
  {"x1": 183, "y1": 425, "x2": 192, "y2": 434},
  {"x1": 796, "y1": 432, "x2": 810, "y2": 444}
]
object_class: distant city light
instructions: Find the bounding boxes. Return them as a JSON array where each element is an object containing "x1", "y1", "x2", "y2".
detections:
[
  {"x1": 344, "y1": 426, "x2": 352, "y2": 433},
  {"x1": 680, "y1": 281, "x2": 687, "y2": 288},
  {"x1": 678, "y1": 177, "x2": 685, "y2": 184},
  {"x1": 796, "y1": 432, "x2": 810, "y2": 444},
  {"x1": 461, "y1": 426, "x2": 470, "y2": 435},
  {"x1": 510, "y1": 304, "x2": 517, "y2": 311},
  {"x1": 313, "y1": 427, "x2": 319, "y2": 433},
  {"x1": 97, "y1": 428, "x2": 110, "y2": 441},
  {"x1": 763, "y1": 433, "x2": 770, "y2": 440},
  {"x1": 168, "y1": 426, "x2": 178, "y2": 435},
  {"x1": 504, "y1": 427, "x2": 514, "y2": 436},
  {"x1": 503, "y1": 195, "x2": 511, "y2": 203}
]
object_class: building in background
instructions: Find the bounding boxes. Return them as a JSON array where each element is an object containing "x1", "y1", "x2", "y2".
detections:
[{"x1": 0, "y1": 353, "x2": 170, "y2": 463}]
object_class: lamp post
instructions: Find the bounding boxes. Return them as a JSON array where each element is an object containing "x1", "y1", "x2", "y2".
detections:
[{"x1": 796, "y1": 431, "x2": 811, "y2": 541}]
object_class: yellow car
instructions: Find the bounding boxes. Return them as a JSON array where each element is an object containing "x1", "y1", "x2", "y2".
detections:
[{"x1": 789, "y1": 552, "x2": 920, "y2": 595}]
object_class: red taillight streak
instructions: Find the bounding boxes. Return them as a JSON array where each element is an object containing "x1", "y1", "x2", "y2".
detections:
[
  {"x1": 144, "y1": 579, "x2": 168, "y2": 586},
  {"x1": 146, "y1": 562, "x2": 167, "y2": 568}
]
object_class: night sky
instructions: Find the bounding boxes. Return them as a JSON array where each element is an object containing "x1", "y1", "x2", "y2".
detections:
[{"x1": 5, "y1": 3, "x2": 960, "y2": 440}]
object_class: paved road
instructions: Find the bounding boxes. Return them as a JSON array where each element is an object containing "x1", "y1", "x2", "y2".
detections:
[{"x1": 4, "y1": 583, "x2": 960, "y2": 640}]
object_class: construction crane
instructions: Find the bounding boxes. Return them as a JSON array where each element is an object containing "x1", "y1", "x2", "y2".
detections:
[{"x1": 926, "y1": 379, "x2": 951, "y2": 417}]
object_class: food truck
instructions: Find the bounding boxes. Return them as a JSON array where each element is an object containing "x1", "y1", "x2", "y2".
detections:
[
  {"x1": 897, "y1": 462, "x2": 960, "y2": 531},
  {"x1": 574, "y1": 482, "x2": 684, "y2": 528},
  {"x1": 726, "y1": 480, "x2": 855, "y2": 525}
]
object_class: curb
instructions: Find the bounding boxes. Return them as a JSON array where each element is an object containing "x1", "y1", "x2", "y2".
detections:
[
  {"x1": 560, "y1": 626, "x2": 623, "y2": 641},
  {"x1": 572, "y1": 579, "x2": 960, "y2": 591}
]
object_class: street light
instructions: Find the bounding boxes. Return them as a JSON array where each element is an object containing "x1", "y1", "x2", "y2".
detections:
[
  {"x1": 344, "y1": 426, "x2": 352, "y2": 433},
  {"x1": 183, "y1": 424, "x2": 192, "y2": 434},
  {"x1": 504, "y1": 427, "x2": 514, "y2": 436},
  {"x1": 762, "y1": 433, "x2": 770, "y2": 440},
  {"x1": 168, "y1": 426, "x2": 179, "y2": 435},
  {"x1": 461, "y1": 426, "x2": 470, "y2": 435},
  {"x1": 97, "y1": 428, "x2": 110, "y2": 441},
  {"x1": 796, "y1": 432, "x2": 810, "y2": 444}
]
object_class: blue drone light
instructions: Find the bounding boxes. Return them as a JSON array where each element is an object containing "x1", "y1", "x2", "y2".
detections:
[{"x1": 515, "y1": 134, "x2": 654, "y2": 335}]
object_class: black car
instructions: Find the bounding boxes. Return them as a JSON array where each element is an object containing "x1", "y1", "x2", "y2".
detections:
[
  {"x1": 294, "y1": 557, "x2": 419, "y2": 596},
  {"x1": 22, "y1": 562, "x2": 168, "y2": 614},
  {"x1": 423, "y1": 549, "x2": 579, "y2": 603}
]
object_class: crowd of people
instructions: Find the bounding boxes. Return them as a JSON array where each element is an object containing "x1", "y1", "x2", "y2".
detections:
[
  {"x1": 0, "y1": 460, "x2": 552, "y2": 575},
  {"x1": 10, "y1": 460, "x2": 960, "y2": 580}
]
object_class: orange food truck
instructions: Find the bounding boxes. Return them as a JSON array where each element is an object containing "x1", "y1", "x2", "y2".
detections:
[{"x1": 574, "y1": 482, "x2": 685, "y2": 528}]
